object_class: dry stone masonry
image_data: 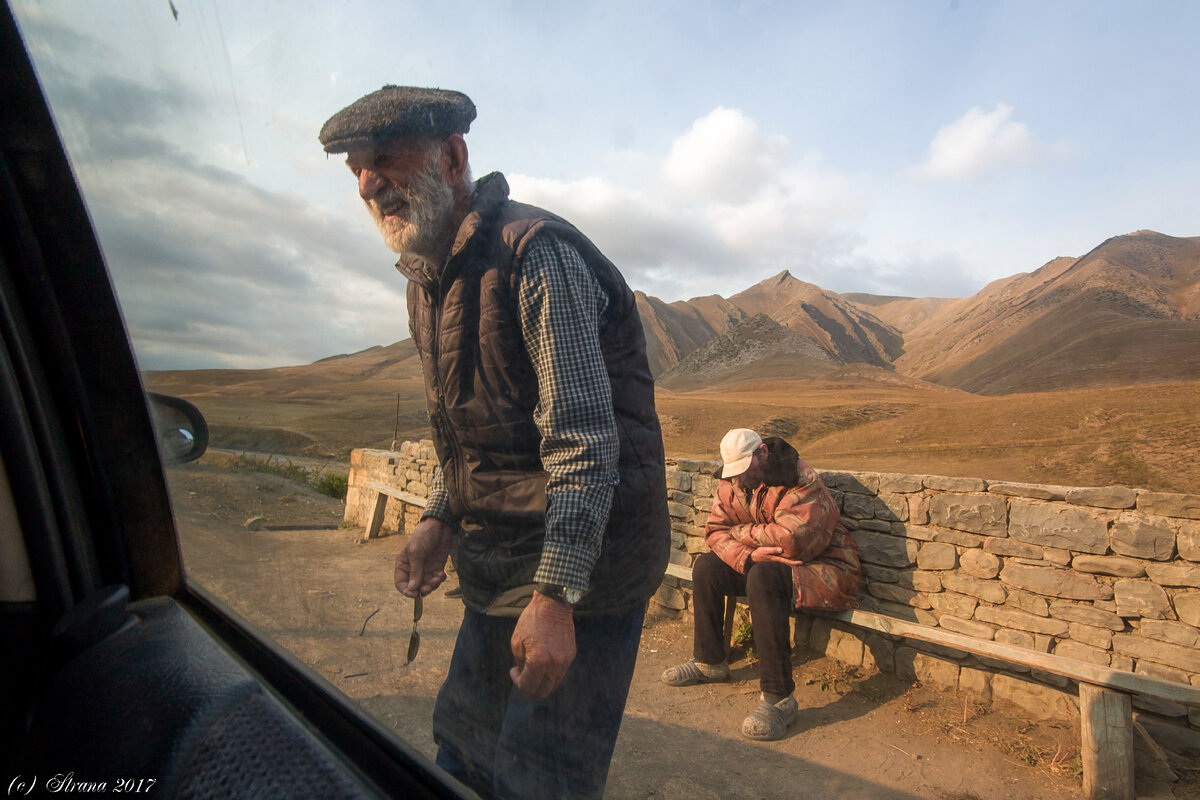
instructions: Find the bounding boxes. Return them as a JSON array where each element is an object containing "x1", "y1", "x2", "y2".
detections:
[{"x1": 346, "y1": 444, "x2": 1200, "y2": 749}]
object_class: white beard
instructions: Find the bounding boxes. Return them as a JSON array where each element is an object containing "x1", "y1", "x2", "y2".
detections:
[{"x1": 365, "y1": 154, "x2": 455, "y2": 259}]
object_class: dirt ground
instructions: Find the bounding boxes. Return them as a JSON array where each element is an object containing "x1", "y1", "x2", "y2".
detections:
[{"x1": 166, "y1": 461, "x2": 1197, "y2": 799}]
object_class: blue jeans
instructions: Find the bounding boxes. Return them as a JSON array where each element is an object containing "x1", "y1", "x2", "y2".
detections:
[{"x1": 432, "y1": 604, "x2": 645, "y2": 800}]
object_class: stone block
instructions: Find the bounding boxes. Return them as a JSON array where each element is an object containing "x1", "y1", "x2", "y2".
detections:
[
  {"x1": 924, "y1": 476, "x2": 987, "y2": 492},
  {"x1": 692, "y1": 473, "x2": 718, "y2": 497},
  {"x1": 928, "y1": 592, "x2": 978, "y2": 618},
  {"x1": 693, "y1": 497, "x2": 714, "y2": 513},
  {"x1": 1000, "y1": 563, "x2": 1113, "y2": 601},
  {"x1": 959, "y1": 550, "x2": 1001, "y2": 579},
  {"x1": 1071, "y1": 555, "x2": 1147, "y2": 577},
  {"x1": 1177, "y1": 519, "x2": 1200, "y2": 562},
  {"x1": 916, "y1": 541, "x2": 956, "y2": 570},
  {"x1": 1065, "y1": 485, "x2": 1137, "y2": 509},
  {"x1": 1056, "y1": 642, "x2": 1108, "y2": 671},
  {"x1": 1145, "y1": 563, "x2": 1200, "y2": 588},
  {"x1": 856, "y1": 518, "x2": 893, "y2": 533},
  {"x1": 1138, "y1": 660, "x2": 1191, "y2": 686},
  {"x1": 1114, "y1": 580, "x2": 1174, "y2": 619},
  {"x1": 1136, "y1": 490, "x2": 1200, "y2": 520},
  {"x1": 1042, "y1": 548, "x2": 1073, "y2": 566},
  {"x1": 975, "y1": 605, "x2": 1069, "y2": 636},
  {"x1": 893, "y1": 646, "x2": 918, "y2": 682},
  {"x1": 994, "y1": 628, "x2": 1036, "y2": 649},
  {"x1": 906, "y1": 570, "x2": 944, "y2": 593},
  {"x1": 987, "y1": 482, "x2": 1069, "y2": 500},
  {"x1": 684, "y1": 537, "x2": 710, "y2": 554},
  {"x1": 1049, "y1": 600, "x2": 1125, "y2": 631},
  {"x1": 900, "y1": 522, "x2": 934, "y2": 540},
  {"x1": 862, "y1": 633, "x2": 895, "y2": 673},
  {"x1": 939, "y1": 615, "x2": 996, "y2": 640},
  {"x1": 931, "y1": 527, "x2": 986, "y2": 548},
  {"x1": 912, "y1": 652, "x2": 961, "y2": 689},
  {"x1": 667, "y1": 489, "x2": 692, "y2": 504},
  {"x1": 1112, "y1": 633, "x2": 1200, "y2": 672},
  {"x1": 1008, "y1": 499, "x2": 1111, "y2": 554},
  {"x1": 868, "y1": 582, "x2": 931, "y2": 609},
  {"x1": 1174, "y1": 592, "x2": 1200, "y2": 627},
  {"x1": 1005, "y1": 589, "x2": 1049, "y2": 617},
  {"x1": 1111, "y1": 512, "x2": 1176, "y2": 561},
  {"x1": 1068, "y1": 622, "x2": 1113, "y2": 650},
  {"x1": 655, "y1": 584, "x2": 686, "y2": 610},
  {"x1": 940, "y1": 572, "x2": 1007, "y2": 604},
  {"x1": 878, "y1": 474, "x2": 924, "y2": 493},
  {"x1": 878, "y1": 492, "x2": 911, "y2": 522},
  {"x1": 670, "y1": 529, "x2": 686, "y2": 548},
  {"x1": 862, "y1": 564, "x2": 898, "y2": 584},
  {"x1": 841, "y1": 492, "x2": 879, "y2": 520},
  {"x1": 826, "y1": 626, "x2": 866, "y2": 666},
  {"x1": 908, "y1": 493, "x2": 931, "y2": 525},
  {"x1": 852, "y1": 530, "x2": 918, "y2": 568},
  {"x1": 991, "y1": 675, "x2": 1078, "y2": 721},
  {"x1": 1139, "y1": 619, "x2": 1200, "y2": 648},
  {"x1": 667, "y1": 501, "x2": 693, "y2": 519},
  {"x1": 958, "y1": 667, "x2": 993, "y2": 703},
  {"x1": 665, "y1": 469, "x2": 691, "y2": 491},
  {"x1": 928, "y1": 493, "x2": 1007, "y2": 536},
  {"x1": 407, "y1": 481, "x2": 429, "y2": 497},
  {"x1": 807, "y1": 617, "x2": 832, "y2": 655},
  {"x1": 675, "y1": 459, "x2": 703, "y2": 473},
  {"x1": 983, "y1": 538, "x2": 1042, "y2": 559},
  {"x1": 819, "y1": 471, "x2": 878, "y2": 495}
]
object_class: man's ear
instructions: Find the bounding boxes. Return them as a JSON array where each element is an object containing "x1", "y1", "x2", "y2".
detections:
[{"x1": 442, "y1": 133, "x2": 470, "y2": 185}]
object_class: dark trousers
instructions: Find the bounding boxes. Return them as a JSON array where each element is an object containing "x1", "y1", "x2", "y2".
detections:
[
  {"x1": 432, "y1": 604, "x2": 645, "y2": 800},
  {"x1": 692, "y1": 551, "x2": 796, "y2": 696}
]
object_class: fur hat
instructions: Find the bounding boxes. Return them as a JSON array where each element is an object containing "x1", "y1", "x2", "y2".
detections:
[{"x1": 319, "y1": 85, "x2": 476, "y2": 153}]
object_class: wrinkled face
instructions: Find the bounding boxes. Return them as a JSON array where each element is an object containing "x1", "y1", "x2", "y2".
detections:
[
  {"x1": 346, "y1": 138, "x2": 455, "y2": 259},
  {"x1": 730, "y1": 445, "x2": 767, "y2": 491}
]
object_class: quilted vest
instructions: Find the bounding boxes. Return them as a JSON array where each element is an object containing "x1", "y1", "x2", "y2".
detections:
[{"x1": 399, "y1": 173, "x2": 670, "y2": 615}]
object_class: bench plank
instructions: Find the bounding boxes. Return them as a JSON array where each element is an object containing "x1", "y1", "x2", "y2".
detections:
[{"x1": 362, "y1": 481, "x2": 428, "y2": 542}]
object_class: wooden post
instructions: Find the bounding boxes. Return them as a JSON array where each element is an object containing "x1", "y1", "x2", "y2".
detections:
[
  {"x1": 1080, "y1": 683, "x2": 1134, "y2": 800},
  {"x1": 364, "y1": 491, "x2": 388, "y2": 542}
]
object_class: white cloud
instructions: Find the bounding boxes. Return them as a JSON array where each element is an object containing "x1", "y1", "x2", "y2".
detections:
[
  {"x1": 909, "y1": 103, "x2": 1055, "y2": 181},
  {"x1": 663, "y1": 107, "x2": 789, "y2": 202}
]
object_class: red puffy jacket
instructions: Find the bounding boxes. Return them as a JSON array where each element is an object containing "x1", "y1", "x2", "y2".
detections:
[{"x1": 705, "y1": 454, "x2": 861, "y2": 611}]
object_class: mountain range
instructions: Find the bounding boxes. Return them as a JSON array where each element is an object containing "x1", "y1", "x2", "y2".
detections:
[{"x1": 641, "y1": 230, "x2": 1200, "y2": 394}]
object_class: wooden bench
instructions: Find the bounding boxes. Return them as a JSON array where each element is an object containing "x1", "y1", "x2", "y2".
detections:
[
  {"x1": 362, "y1": 480, "x2": 427, "y2": 542},
  {"x1": 662, "y1": 562, "x2": 1200, "y2": 800}
]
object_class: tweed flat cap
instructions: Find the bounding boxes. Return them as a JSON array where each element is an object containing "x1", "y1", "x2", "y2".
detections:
[{"x1": 319, "y1": 85, "x2": 476, "y2": 153}]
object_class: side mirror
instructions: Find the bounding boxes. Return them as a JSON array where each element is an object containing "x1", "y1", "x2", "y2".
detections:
[{"x1": 146, "y1": 393, "x2": 209, "y2": 464}]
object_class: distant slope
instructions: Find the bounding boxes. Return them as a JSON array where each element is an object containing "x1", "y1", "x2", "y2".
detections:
[
  {"x1": 639, "y1": 270, "x2": 899, "y2": 377},
  {"x1": 657, "y1": 313, "x2": 839, "y2": 391},
  {"x1": 843, "y1": 293, "x2": 956, "y2": 334},
  {"x1": 896, "y1": 231, "x2": 1200, "y2": 394}
]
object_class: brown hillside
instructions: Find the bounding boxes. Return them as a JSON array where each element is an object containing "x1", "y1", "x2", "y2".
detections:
[
  {"x1": 634, "y1": 292, "x2": 724, "y2": 376},
  {"x1": 843, "y1": 293, "x2": 956, "y2": 334},
  {"x1": 657, "y1": 314, "x2": 838, "y2": 391},
  {"x1": 896, "y1": 231, "x2": 1200, "y2": 394}
]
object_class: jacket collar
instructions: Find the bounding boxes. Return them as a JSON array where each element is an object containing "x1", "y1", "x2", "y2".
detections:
[{"x1": 394, "y1": 172, "x2": 510, "y2": 289}]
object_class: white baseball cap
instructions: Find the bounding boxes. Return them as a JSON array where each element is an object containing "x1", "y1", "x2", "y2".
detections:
[{"x1": 719, "y1": 428, "x2": 762, "y2": 478}]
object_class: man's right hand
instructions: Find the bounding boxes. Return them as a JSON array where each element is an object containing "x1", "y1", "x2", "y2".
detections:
[
  {"x1": 749, "y1": 545, "x2": 803, "y2": 567},
  {"x1": 394, "y1": 518, "x2": 454, "y2": 597}
]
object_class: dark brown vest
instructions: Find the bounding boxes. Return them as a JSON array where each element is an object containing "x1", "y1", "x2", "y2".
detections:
[{"x1": 400, "y1": 173, "x2": 669, "y2": 615}]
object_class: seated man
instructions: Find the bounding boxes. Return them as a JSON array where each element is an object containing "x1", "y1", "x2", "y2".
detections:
[{"x1": 662, "y1": 428, "x2": 861, "y2": 741}]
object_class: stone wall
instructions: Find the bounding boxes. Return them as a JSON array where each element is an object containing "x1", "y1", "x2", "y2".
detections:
[{"x1": 346, "y1": 445, "x2": 1200, "y2": 746}]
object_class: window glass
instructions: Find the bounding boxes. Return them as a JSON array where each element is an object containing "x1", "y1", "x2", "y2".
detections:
[{"x1": 12, "y1": 2, "x2": 1200, "y2": 796}]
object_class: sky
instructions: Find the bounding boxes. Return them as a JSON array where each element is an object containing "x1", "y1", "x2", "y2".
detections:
[{"x1": 11, "y1": 0, "x2": 1200, "y2": 370}]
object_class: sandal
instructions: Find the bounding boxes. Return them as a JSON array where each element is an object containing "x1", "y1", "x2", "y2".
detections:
[
  {"x1": 660, "y1": 659, "x2": 730, "y2": 686},
  {"x1": 741, "y1": 694, "x2": 798, "y2": 741}
]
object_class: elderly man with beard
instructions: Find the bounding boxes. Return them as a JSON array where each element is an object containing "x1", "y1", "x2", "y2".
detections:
[{"x1": 320, "y1": 86, "x2": 670, "y2": 800}]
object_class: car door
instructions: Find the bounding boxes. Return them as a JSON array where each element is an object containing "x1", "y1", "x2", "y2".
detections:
[{"x1": 0, "y1": 4, "x2": 474, "y2": 796}]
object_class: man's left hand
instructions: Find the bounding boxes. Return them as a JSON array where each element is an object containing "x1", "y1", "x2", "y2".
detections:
[{"x1": 509, "y1": 591, "x2": 577, "y2": 698}]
